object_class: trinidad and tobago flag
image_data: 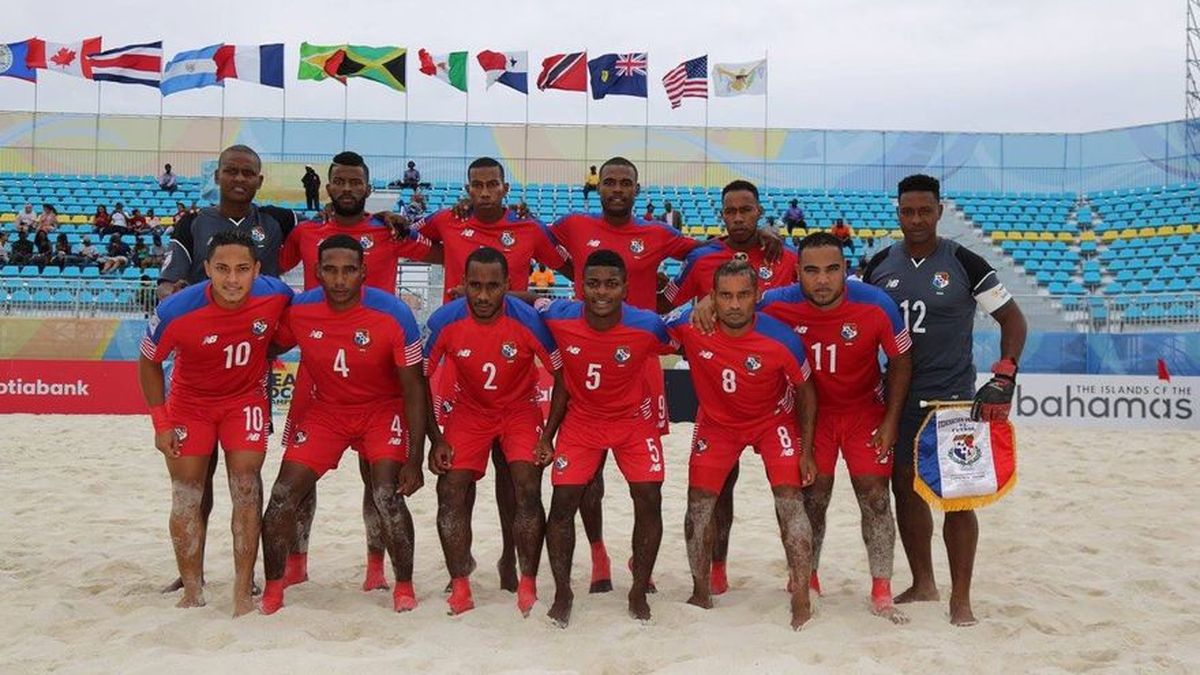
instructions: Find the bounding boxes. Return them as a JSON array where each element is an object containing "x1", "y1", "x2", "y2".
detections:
[{"x1": 536, "y1": 52, "x2": 586, "y2": 92}]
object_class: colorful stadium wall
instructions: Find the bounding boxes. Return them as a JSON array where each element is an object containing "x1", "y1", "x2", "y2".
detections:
[
  {"x1": 1, "y1": 318, "x2": 1196, "y2": 429},
  {"x1": 0, "y1": 112, "x2": 1190, "y2": 196}
]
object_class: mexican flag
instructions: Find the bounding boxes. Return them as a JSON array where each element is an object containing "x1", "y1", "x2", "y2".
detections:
[{"x1": 417, "y1": 49, "x2": 467, "y2": 92}]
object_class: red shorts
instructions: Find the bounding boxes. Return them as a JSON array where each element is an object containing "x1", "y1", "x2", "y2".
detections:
[
  {"x1": 281, "y1": 361, "x2": 315, "y2": 448},
  {"x1": 814, "y1": 405, "x2": 890, "y2": 477},
  {"x1": 550, "y1": 414, "x2": 663, "y2": 486},
  {"x1": 443, "y1": 403, "x2": 543, "y2": 478},
  {"x1": 689, "y1": 416, "x2": 803, "y2": 493},
  {"x1": 168, "y1": 392, "x2": 270, "y2": 457},
  {"x1": 643, "y1": 357, "x2": 668, "y2": 435},
  {"x1": 284, "y1": 400, "x2": 409, "y2": 477}
]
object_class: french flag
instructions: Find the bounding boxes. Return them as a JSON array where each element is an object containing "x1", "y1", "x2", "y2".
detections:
[{"x1": 215, "y1": 43, "x2": 284, "y2": 88}]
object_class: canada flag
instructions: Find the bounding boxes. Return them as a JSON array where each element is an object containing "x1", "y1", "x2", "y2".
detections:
[{"x1": 26, "y1": 37, "x2": 102, "y2": 79}]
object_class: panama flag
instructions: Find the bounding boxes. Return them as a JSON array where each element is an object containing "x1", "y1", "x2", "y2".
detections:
[
  {"x1": 26, "y1": 37, "x2": 103, "y2": 79},
  {"x1": 161, "y1": 44, "x2": 222, "y2": 96},
  {"x1": 215, "y1": 44, "x2": 284, "y2": 88},
  {"x1": 913, "y1": 405, "x2": 1017, "y2": 511},
  {"x1": 476, "y1": 50, "x2": 527, "y2": 94}
]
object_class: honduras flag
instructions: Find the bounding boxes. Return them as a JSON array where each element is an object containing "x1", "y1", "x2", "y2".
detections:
[
  {"x1": 0, "y1": 40, "x2": 38, "y2": 81},
  {"x1": 913, "y1": 404, "x2": 1017, "y2": 511},
  {"x1": 161, "y1": 44, "x2": 222, "y2": 96}
]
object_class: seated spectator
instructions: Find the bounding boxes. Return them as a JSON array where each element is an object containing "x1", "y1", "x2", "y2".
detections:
[
  {"x1": 51, "y1": 233, "x2": 72, "y2": 269},
  {"x1": 99, "y1": 235, "x2": 131, "y2": 274},
  {"x1": 529, "y1": 263, "x2": 555, "y2": 290},
  {"x1": 783, "y1": 199, "x2": 806, "y2": 229},
  {"x1": 16, "y1": 203, "x2": 38, "y2": 233},
  {"x1": 403, "y1": 190, "x2": 427, "y2": 222},
  {"x1": 110, "y1": 202, "x2": 129, "y2": 232},
  {"x1": 76, "y1": 237, "x2": 100, "y2": 265},
  {"x1": 188, "y1": 201, "x2": 200, "y2": 215},
  {"x1": 10, "y1": 231, "x2": 34, "y2": 265},
  {"x1": 643, "y1": 201, "x2": 657, "y2": 222},
  {"x1": 30, "y1": 231, "x2": 55, "y2": 269},
  {"x1": 158, "y1": 163, "x2": 178, "y2": 193},
  {"x1": 145, "y1": 208, "x2": 161, "y2": 233},
  {"x1": 128, "y1": 208, "x2": 149, "y2": 234},
  {"x1": 143, "y1": 233, "x2": 166, "y2": 269},
  {"x1": 831, "y1": 218, "x2": 853, "y2": 249},
  {"x1": 92, "y1": 205, "x2": 111, "y2": 234},
  {"x1": 130, "y1": 237, "x2": 149, "y2": 269},
  {"x1": 174, "y1": 202, "x2": 188, "y2": 220},
  {"x1": 401, "y1": 161, "x2": 426, "y2": 190},
  {"x1": 0, "y1": 233, "x2": 9, "y2": 264},
  {"x1": 662, "y1": 201, "x2": 683, "y2": 228},
  {"x1": 583, "y1": 165, "x2": 599, "y2": 200},
  {"x1": 37, "y1": 204, "x2": 59, "y2": 233}
]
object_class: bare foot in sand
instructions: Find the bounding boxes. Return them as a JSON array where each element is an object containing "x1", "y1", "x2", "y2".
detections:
[
  {"x1": 233, "y1": 594, "x2": 255, "y2": 617},
  {"x1": 950, "y1": 596, "x2": 977, "y2": 627},
  {"x1": 894, "y1": 583, "x2": 939, "y2": 604},
  {"x1": 686, "y1": 592, "x2": 713, "y2": 610},
  {"x1": 871, "y1": 598, "x2": 910, "y2": 625},
  {"x1": 176, "y1": 590, "x2": 205, "y2": 609},
  {"x1": 628, "y1": 590, "x2": 652, "y2": 622},
  {"x1": 790, "y1": 592, "x2": 812, "y2": 631},
  {"x1": 497, "y1": 555, "x2": 518, "y2": 593},
  {"x1": 547, "y1": 591, "x2": 573, "y2": 628}
]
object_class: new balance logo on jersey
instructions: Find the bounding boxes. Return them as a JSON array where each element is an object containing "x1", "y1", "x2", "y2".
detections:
[
  {"x1": 354, "y1": 329, "x2": 371, "y2": 347},
  {"x1": 614, "y1": 346, "x2": 632, "y2": 363},
  {"x1": 501, "y1": 342, "x2": 519, "y2": 360},
  {"x1": 359, "y1": 235, "x2": 375, "y2": 250},
  {"x1": 699, "y1": 350, "x2": 714, "y2": 360},
  {"x1": 388, "y1": 436, "x2": 405, "y2": 447},
  {"x1": 630, "y1": 239, "x2": 645, "y2": 254},
  {"x1": 841, "y1": 322, "x2": 858, "y2": 341},
  {"x1": 780, "y1": 445, "x2": 795, "y2": 458},
  {"x1": 246, "y1": 433, "x2": 262, "y2": 442},
  {"x1": 932, "y1": 271, "x2": 951, "y2": 289},
  {"x1": 566, "y1": 345, "x2": 581, "y2": 355},
  {"x1": 500, "y1": 231, "x2": 516, "y2": 247},
  {"x1": 886, "y1": 278, "x2": 900, "y2": 289},
  {"x1": 202, "y1": 334, "x2": 218, "y2": 345},
  {"x1": 251, "y1": 319, "x2": 268, "y2": 336},
  {"x1": 456, "y1": 348, "x2": 472, "y2": 358},
  {"x1": 587, "y1": 239, "x2": 601, "y2": 248},
  {"x1": 462, "y1": 228, "x2": 476, "y2": 238},
  {"x1": 309, "y1": 330, "x2": 324, "y2": 339}
]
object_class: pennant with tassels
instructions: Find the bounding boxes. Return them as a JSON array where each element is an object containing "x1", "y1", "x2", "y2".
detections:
[{"x1": 913, "y1": 403, "x2": 1017, "y2": 511}]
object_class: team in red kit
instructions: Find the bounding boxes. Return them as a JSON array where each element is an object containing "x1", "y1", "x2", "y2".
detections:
[{"x1": 141, "y1": 148, "x2": 982, "y2": 630}]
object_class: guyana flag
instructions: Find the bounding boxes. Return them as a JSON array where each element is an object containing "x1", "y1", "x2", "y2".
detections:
[{"x1": 298, "y1": 42, "x2": 407, "y2": 91}]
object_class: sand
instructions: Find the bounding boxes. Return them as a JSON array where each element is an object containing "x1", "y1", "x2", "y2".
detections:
[{"x1": 1, "y1": 415, "x2": 1198, "y2": 674}]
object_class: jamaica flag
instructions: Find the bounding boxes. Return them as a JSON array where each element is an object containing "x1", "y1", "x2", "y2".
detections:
[{"x1": 299, "y1": 43, "x2": 407, "y2": 92}]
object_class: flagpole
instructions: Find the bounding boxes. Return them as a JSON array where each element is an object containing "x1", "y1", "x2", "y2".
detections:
[
  {"x1": 523, "y1": 71, "x2": 530, "y2": 195},
  {"x1": 342, "y1": 80, "x2": 349, "y2": 151},
  {"x1": 94, "y1": 81, "x2": 102, "y2": 175},
  {"x1": 463, "y1": 67, "x2": 470, "y2": 173},
  {"x1": 219, "y1": 84, "x2": 227, "y2": 149},
  {"x1": 31, "y1": 78, "x2": 39, "y2": 173},
  {"x1": 703, "y1": 82, "x2": 710, "y2": 188},
  {"x1": 156, "y1": 88, "x2": 164, "y2": 172},
  {"x1": 762, "y1": 49, "x2": 769, "y2": 183},
  {"x1": 583, "y1": 48, "x2": 589, "y2": 174},
  {"x1": 280, "y1": 84, "x2": 287, "y2": 163},
  {"x1": 644, "y1": 53, "x2": 650, "y2": 180}
]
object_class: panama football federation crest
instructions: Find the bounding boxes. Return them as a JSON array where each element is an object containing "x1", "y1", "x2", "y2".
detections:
[
  {"x1": 932, "y1": 271, "x2": 951, "y2": 289},
  {"x1": 950, "y1": 432, "x2": 982, "y2": 466},
  {"x1": 500, "y1": 231, "x2": 516, "y2": 248},
  {"x1": 693, "y1": 438, "x2": 709, "y2": 455},
  {"x1": 744, "y1": 354, "x2": 763, "y2": 372},
  {"x1": 841, "y1": 322, "x2": 858, "y2": 341},
  {"x1": 251, "y1": 319, "x2": 268, "y2": 336},
  {"x1": 614, "y1": 346, "x2": 632, "y2": 364},
  {"x1": 294, "y1": 430, "x2": 308, "y2": 445},
  {"x1": 501, "y1": 341, "x2": 519, "y2": 360},
  {"x1": 249, "y1": 225, "x2": 267, "y2": 244},
  {"x1": 630, "y1": 238, "x2": 645, "y2": 255},
  {"x1": 758, "y1": 265, "x2": 774, "y2": 281},
  {"x1": 359, "y1": 235, "x2": 375, "y2": 250},
  {"x1": 173, "y1": 426, "x2": 188, "y2": 441},
  {"x1": 554, "y1": 455, "x2": 569, "y2": 472},
  {"x1": 732, "y1": 251, "x2": 749, "y2": 262},
  {"x1": 354, "y1": 329, "x2": 371, "y2": 347}
]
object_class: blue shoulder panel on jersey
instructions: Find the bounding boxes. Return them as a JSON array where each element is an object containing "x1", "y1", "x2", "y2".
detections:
[
  {"x1": 846, "y1": 280, "x2": 905, "y2": 332},
  {"x1": 423, "y1": 298, "x2": 471, "y2": 358},
  {"x1": 362, "y1": 287, "x2": 421, "y2": 343},
  {"x1": 292, "y1": 287, "x2": 326, "y2": 306},
  {"x1": 540, "y1": 298, "x2": 585, "y2": 321},
  {"x1": 752, "y1": 312, "x2": 809, "y2": 366},
  {"x1": 620, "y1": 304, "x2": 671, "y2": 345},
  {"x1": 503, "y1": 296, "x2": 558, "y2": 354},
  {"x1": 664, "y1": 305, "x2": 694, "y2": 330},
  {"x1": 250, "y1": 275, "x2": 294, "y2": 300},
  {"x1": 757, "y1": 284, "x2": 805, "y2": 311},
  {"x1": 152, "y1": 281, "x2": 212, "y2": 342},
  {"x1": 674, "y1": 240, "x2": 724, "y2": 286}
]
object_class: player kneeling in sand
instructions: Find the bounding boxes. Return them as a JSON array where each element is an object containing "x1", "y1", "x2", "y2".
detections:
[
  {"x1": 138, "y1": 229, "x2": 293, "y2": 616},
  {"x1": 666, "y1": 260, "x2": 819, "y2": 630},
  {"x1": 423, "y1": 246, "x2": 564, "y2": 616},
  {"x1": 260, "y1": 234, "x2": 428, "y2": 614}
]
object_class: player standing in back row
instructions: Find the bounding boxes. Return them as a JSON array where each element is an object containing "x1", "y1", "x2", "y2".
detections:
[{"x1": 864, "y1": 174, "x2": 1026, "y2": 626}]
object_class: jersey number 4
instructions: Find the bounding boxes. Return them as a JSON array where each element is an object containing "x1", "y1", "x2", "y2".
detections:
[{"x1": 334, "y1": 349, "x2": 350, "y2": 378}]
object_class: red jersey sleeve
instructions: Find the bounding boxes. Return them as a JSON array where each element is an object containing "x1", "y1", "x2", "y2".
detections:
[
  {"x1": 531, "y1": 218, "x2": 569, "y2": 268},
  {"x1": 658, "y1": 223, "x2": 700, "y2": 260},
  {"x1": 279, "y1": 226, "x2": 303, "y2": 274},
  {"x1": 390, "y1": 229, "x2": 434, "y2": 262},
  {"x1": 273, "y1": 308, "x2": 298, "y2": 352},
  {"x1": 416, "y1": 209, "x2": 447, "y2": 243}
]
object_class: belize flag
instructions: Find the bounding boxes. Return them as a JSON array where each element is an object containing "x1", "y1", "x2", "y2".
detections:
[
  {"x1": 913, "y1": 404, "x2": 1016, "y2": 511},
  {"x1": 0, "y1": 40, "x2": 38, "y2": 81}
]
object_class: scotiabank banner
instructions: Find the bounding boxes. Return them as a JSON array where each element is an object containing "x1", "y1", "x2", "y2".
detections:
[
  {"x1": 0, "y1": 360, "x2": 148, "y2": 414},
  {"x1": 978, "y1": 374, "x2": 1200, "y2": 430}
]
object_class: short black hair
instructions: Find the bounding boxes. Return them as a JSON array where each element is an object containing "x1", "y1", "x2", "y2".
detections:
[
  {"x1": 798, "y1": 232, "x2": 845, "y2": 257},
  {"x1": 713, "y1": 259, "x2": 758, "y2": 290},
  {"x1": 898, "y1": 173, "x2": 940, "y2": 201},
  {"x1": 583, "y1": 249, "x2": 627, "y2": 280},
  {"x1": 599, "y1": 156, "x2": 638, "y2": 182},
  {"x1": 330, "y1": 150, "x2": 370, "y2": 182},
  {"x1": 206, "y1": 228, "x2": 258, "y2": 261},
  {"x1": 219, "y1": 144, "x2": 261, "y2": 170},
  {"x1": 468, "y1": 156, "x2": 506, "y2": 182},
  {"x1": 465, "y1": 245, "x2": 509, "y2": 278},
  {"x1": 318, "y1": 233, "x2": 364, "y2": 264},
  {"x1": 721, "y1": 180, "x2": 760, "y2": 202}
]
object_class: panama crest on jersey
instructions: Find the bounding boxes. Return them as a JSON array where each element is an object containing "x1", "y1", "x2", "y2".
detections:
[
  {"x1": 359, "y1": 235, "x2": 375, "y2": 250},
  {"x1": 501, "y1": 341, "x2": 519, "y2": 360},
  {"x1": 932, "y1": 271, "x2": 951, "y2": 289},
  {"x1": 354, "y1": 329, "x2": 371, "y2": 347},
  {"x1": 251, "y1": 318, "x2": 268, "y2": 336},
  {"x1": 841, "y1": 322, "x2": 858, "y2": 341},
  {"x1": 249, "y1": 225, "x2": 267, "y2": 244},
  {"x1": 615, "y1": 346, "x2": 632, "y2": 363},
  {"x1": 744, "y1": 354, "x2": 763, "y2": 372},
  {"x1": 630, "y1": 238, "x2": 645, "y2": 254},
  {"x1": 758, "y1": 265, "x2": 773, "y2": 281},
  {"x1": 500, "y1": 231, "x2": 516, "y2": 248}
]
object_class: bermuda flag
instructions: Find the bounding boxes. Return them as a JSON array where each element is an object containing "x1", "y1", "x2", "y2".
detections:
[
  {"x1": 913, "y1": 405, "x2": 1017, "y2": 512},
  {"x1": 476, "y1": 50, "x2": 527, "y2": 94},
  {"x1": 215, "y1": 44, "x2": 284, "y2": 88},
  {"x1": 88, "y1": 41, "x2": 163, "y2": 88},
  {"x1": 536, "y1": 52, "x2": 586, "y2": 92},
  {"x1": 26, "y1": 37, "x2": 103, "y2": 79},
  {"x1": 161, "y1": 44, "x2": 222, "y2": 96}
]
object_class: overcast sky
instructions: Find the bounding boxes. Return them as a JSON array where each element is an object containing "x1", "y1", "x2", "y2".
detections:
[{"x1": 0, "y1": 0, "x2": 1184, "y2": 133}]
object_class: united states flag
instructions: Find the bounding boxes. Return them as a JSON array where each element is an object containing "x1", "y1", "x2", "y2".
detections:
[{"x1": 662, "y1": 55, "x2": 707, "y2": 109}]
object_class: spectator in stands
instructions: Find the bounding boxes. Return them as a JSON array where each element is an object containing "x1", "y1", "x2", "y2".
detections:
[
  {"x1": 783, "y1": 199, "x2": 806, "y2": 229},
  {"x1": 16, "y1": 203, "x2": 37, "y2": 233},
  {"x1": 831, "y1": 217, "x2": 853, "y2": 250},
  {"x1": 0, "y1": 233, "x2": 9, "y2": 264},
  {"x1": 111, "y1": 202, "x2": 129, "y2": 231},
  {"x1": 77, "y1": 236, "x2": 99, "y2": 266},
  {"x1": 158, "y1": 163, "x2": 178, "y2": 194},
  {"x1": 99, "y1": 234, "x2": 131, "y2": 274},
  {"x1": 30, "y1": 231, "x2": 54, "y2": 269},
  {"x1": 403, "y1": 190, "x2": 427, "y2": 222},
  {"x1": 189, "y1": 201, "x2": 200, "y2": 215},
  {"x1": 130, "y1": 237, "x2": 149, "y2": 269},
  {"x1": 174, "y1": 201, "x2": 188, "y2": 220},
  {"x1": 402, "y1": 160, "x2": 422, "y2": 190},
  {"x1": 143, "y1": 233, "x2": 166, "y2": 269},
  {"x1": 10, "y1": 231, "x2": 34, "y2": 265},
  {"x1": 37, "y1": 204, "x2": 59, "y2": 233},
  {"x1": 530, "y1": 262, "x2": 555, "y2": 290},
  {"x1": 583, "y1": 165, "x2": 599, "y2": 200},
  {"x1": 302, "y1": 166, "x2": 321, "y2": 211},
  {"x1": 145, "y1": 208, "x2": 161, "y2": 233},
  {"x1": 643, "y1": 201, "x2": 657, "y2": 221},
  {"x1": 662, "y1": 201, "x2": 683, "y2": 228},
  {"x1": 51, "y1": 233, "x2": 71, "y2": 269},
  {"x1": 129, "y1": 208, "x2": 149, "y2": 234},
  {"x1": 92, "y1": 205, "x2": 111, "y2": 234}
]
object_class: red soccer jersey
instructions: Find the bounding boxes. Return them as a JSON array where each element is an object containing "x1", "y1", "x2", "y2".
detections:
[
  {"x1": 539, "y1": 299, "x2": 675, "y2": 421},
  {"x1": 423, "y1": 296, "x2": 562, "y2": 412},
  {"x1": 665, "y1": 239, "x2": 799, "y2": 307},
  {"x1": 666, "y1": 309, "x2": 811, "y2": 431},
  {"x1": 758, "y1": 280, "x2": 911, "y2": 412},
  {"x1": 418, "y1": 208, "x2": 568, "y2": 301},
  {"x1": 549, "y1": 213, "x2": 699, "y2": 310},
  {"x1": 273, "y1": 287, "x2": 423, "y2": 405},
  {"x1": 141, "y1": 277, "x2": 293, "y2": 403},
  {"x1": 279, "y1": 215, "x2": 433, "y2": 292}
]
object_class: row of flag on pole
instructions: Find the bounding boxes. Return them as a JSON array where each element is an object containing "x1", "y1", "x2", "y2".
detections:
[{"x1": 0, "y1": 38, "x2": 768, "y2": 108}]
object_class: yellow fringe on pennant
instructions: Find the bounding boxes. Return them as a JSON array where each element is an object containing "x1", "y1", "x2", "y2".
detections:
[{"x1": 911, "y1": 405, "x2": 1019, "y2": 512}]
